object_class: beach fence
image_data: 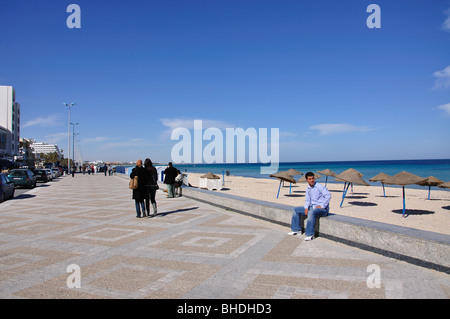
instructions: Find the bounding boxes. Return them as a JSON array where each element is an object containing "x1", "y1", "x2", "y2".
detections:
[{"x1": 113, "y1": 166, "x2": 126, "y2": 174}]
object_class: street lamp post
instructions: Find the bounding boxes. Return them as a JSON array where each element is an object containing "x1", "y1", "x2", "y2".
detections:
[
  {"x1": 71, "y1": 122, "x2": 79, "y2": 171},
  {"x1": 64, "y1": 103, "x2": 76, "y2": 174}
]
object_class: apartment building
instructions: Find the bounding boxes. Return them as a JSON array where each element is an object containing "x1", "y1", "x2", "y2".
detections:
[
  {"x1": 0, "y1": 86, "x2": 20, "y2": 158},
  {"x1": 30, "y1": 142, "x2": 62, "y2": 158}
]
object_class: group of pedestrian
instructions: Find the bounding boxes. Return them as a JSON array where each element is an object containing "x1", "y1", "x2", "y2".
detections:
[
  {"x1": 102, "y1": 164, "x2": 114, "y2": 176},
  {"x1": 130, "y1": 158, "x2": 159, "y2": 218},
  {"x1": 163, "y1": 162, "x2": 184, "y2": 198},
  {"x1": 131, "y1": 161, "x2": 330, "y2": 239},
  {"x1": 81, "y1": 165, "x2": 96, "y2": 175}
]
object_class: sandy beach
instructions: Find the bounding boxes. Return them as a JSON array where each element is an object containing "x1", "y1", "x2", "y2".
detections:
[{"x1": 184, "y1": 172, "x2": 450, "y2": 235}]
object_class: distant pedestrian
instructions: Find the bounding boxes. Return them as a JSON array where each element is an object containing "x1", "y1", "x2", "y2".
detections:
[
  {"x1": 164, "y1": 162, "x2": 178, "y2": 198},
  {"x1": 144, "y1": 158, "x2": 159, "y2": 217},
  {"x1": 130, "y1": 159, "x2": 148, "y2": 218}
]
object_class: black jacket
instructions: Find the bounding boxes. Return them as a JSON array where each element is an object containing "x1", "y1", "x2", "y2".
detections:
[
  {"x1": 145, "y1": 166, "x2": 158, "y2": 186},
  {"x1": 164, "y1": 166, "x2": 178, "y2": 184},
  {"x1": 130, "y1": 166, "x2": 148, "y2": 201}
]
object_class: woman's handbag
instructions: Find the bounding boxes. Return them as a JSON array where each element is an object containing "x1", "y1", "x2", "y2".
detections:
[{"x1": 129, "y1": 176, "x2": 138, "y2": 190}]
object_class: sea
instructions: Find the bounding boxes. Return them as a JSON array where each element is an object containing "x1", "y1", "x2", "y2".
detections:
[{"x1": 119, "y1": 159, "x2": 450, "y2": 191}]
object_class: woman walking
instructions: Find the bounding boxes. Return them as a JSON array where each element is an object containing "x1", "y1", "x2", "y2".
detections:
[
  {"x1": 130, "y1": 159, "x2": 148, "y2": 218},
  {"x1": 144, "y1": 158, "x2": 158, "y2": 217}
]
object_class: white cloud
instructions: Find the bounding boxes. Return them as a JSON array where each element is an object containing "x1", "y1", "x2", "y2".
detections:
[
  {"x1": 442, "y1": 8, "x2": 450, "y2": 32},
  {"x1": 43, "y1": 132, "x2": 67, "y2": 144},
  {"x1": 437, "y1": 103, "x2": 450, "y2": 116},
  {"x1": 159, "y1": 118, "x2": 235, "y2": 130},
  {"x1": 279, "y1": 131, "x2": 298, "y2": 138},
  {"x1": 159, "y1": 118, "x2": 237, "y2": 141},
  {"x1": 82, "y1": 136, "x2": 110, "y2": 144},
  {"x1": 433, "y1": 65, "x2": 450, "y2": 89},
  {"x1": 98, "y1": 138, "x2": 164, "y2": 150},
  {"x1": 22, "y1": 114, "x2": 61, "y2": 128},
  {"x1": 309, "y1": 123, "x2": 375, "y2": 136}
]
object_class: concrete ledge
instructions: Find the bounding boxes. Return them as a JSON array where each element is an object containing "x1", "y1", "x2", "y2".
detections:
[{"x1": 180, "y1": 185, "x2": 450, "y2": 274}]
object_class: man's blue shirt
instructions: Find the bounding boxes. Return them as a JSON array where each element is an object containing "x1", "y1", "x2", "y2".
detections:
[{"x1": 304, "y1": 182, "x2": 331, "y2": 210}]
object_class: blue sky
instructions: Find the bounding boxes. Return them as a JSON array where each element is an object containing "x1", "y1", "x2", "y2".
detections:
[{"x1": 1, "y1": 0, "x2": 449, "y2": 163}]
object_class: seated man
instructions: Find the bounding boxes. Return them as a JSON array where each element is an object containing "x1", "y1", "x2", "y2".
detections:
[
  {"x1": 174, "y1": 170, "x2": 184, "y2": 197},
  {"x1": 289, "y1": 172, "x2": 331, "y2": 241}
]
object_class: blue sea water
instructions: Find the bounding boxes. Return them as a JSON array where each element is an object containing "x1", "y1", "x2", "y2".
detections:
[{"x1": 173, "y1": 159, "x2": 450, "y2": 191}]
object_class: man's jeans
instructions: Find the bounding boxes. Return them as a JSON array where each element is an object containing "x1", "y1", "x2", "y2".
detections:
[
  {"x1": 167, "y1": 184, "x2": 175, "y2": 197},
  {"x1": 291, "y1": 206, "x2": 329, "y2": 237},
  {"x1": 135, "y1": 200, "x2": 145, "y2": 217}
]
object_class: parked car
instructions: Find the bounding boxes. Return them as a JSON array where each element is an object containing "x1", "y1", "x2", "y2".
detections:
[
  {"x1": 7, "y1": 169, "x2": 37, "y2": 188},
  {"x1": 44, "y1": 169, "x2": 53, "y2": 181},
  {"x1": 0, "y1": 173, "x2": 15, "y2": 202},
  {"x1": 51, "y1": 168, "x2": 59, "y2": 179},
  {"x1": 34, "y1": 169, "x2": 49, "y2": 183}
]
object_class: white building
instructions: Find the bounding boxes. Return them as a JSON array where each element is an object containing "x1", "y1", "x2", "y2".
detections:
[
  {"x1": 30, "y1": 142, "x2": 62, "y2": 157},
  {"x1": 0, "y1": 86, "x2": 20, "y2": 157},
  {"x1": 0, "y1": 125, "x2": 12, "y2": 159}
]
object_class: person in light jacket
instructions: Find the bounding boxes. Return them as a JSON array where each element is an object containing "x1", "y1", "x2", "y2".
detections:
[
  {"x1": 288, "y1": 172, "x2": 331, "y2": 241},
  {"x1": 174, "y1": 170, "x2": 184, "y2": 197}
]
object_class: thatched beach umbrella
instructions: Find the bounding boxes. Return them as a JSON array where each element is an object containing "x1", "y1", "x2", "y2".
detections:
[
  {"x1": 200, "y1": 172, "x2": 220, "y2": 179},
  {"x1": 334, "y1": 169, "x2": 369, "y2": 207},
  {"x1": 369, "y1": 172, "x2": 391, "y2": 197},
  {"x1": 416, "y1": 176, "x2": 444, "y2": 200},
  {"x1": 335, "y1": 168, "x2": 363, "y2": 179},
  {"x1": 286, "y1": 169, "x2": 303, "y2": 176},
  {"x1": 335, "y1": 168, "x2": 364, "y2": 195},
  {"x1": 285, "y1": 169, "x2": 303, "y2": 193},
  {"x1": 297, "y1": 173, "x2": 322, "y2": 182},
  {"x1": 385, "y1": 171, "x2": 427, "y2": 217},
  {"x1": 317, "y1": 169, "x2": 337, "y2": 186},
  {"x1": 438, "y1": 182, "x2": 450, "y2": 189},
  {"x1": 270, "y1": 171, "x2": 297, "y2": 198}
]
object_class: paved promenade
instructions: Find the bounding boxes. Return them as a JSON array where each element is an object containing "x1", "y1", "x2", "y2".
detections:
[{"x1": 0, "y1": 173, "x2": 449, "y2": 299}]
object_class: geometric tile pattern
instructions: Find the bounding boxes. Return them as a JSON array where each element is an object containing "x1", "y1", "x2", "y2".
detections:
[
  {"x1": 14, "y1": 255, "x2": 220, "y2": 299},
  {"x1": 0, "y1": 174, "x2": 449, "y2": 299}
]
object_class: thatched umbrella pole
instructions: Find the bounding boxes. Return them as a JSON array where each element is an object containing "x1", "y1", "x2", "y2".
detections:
[
  {"x1": 334, "y1": 169, "x2": 369, "y2": 207},
  {"x1": 270, "y1": 171, "x2": 297, "y2": 199},
  {"x1": 385, "y1": 171, "x2": 427, "y2": 217},
  {"x1": 369, "y1": 172, "x2": 391, "y2": 198},
  {"x1": 416, "y1": 176, "x2": 444, "y2": 200},
  {"x1": 317, "y1": 169, "x2": 337, "y2": 187}
]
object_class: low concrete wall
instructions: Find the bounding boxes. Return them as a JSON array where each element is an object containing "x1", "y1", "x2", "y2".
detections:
[
  {"x1": 180, "y1": 185, "x2": 450, "y2": 274},
  {"x1": 117, "y1": 173, "x2": 450, "y2": 273}
]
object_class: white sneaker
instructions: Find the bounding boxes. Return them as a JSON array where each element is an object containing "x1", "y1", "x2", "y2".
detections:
[
  {"x1": 287, "y1": 231, "x2": 298, "y2": 236},
  {"x1": 304, "y1": 235, "x2": 314, "y2": 241}
]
